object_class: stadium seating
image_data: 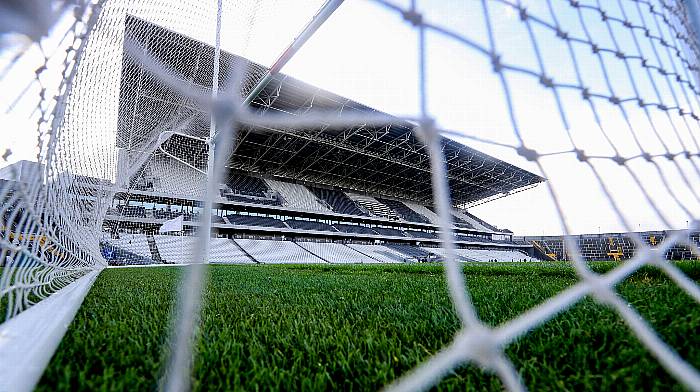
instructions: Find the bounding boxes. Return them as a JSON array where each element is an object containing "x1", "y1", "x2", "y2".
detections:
[
  {"x1": 375, "y1": 197, "x2": 431, "y2": 223},
  {"x1": 224, "y1": 194, "x2": 281, "y2": 206},
  {"x1": 419, "y1": 247, "x2": 451, "y2": 261},
  {"x1": 117, "y1": 205, "x2": 147, "y2": 218},
  {"x1": 346, "y1": 244, "x2": 407, "y2": 263},
  {"x1": 333, "y1": 224, "x2": 378, "y2": 235},
  {"x1": 106, "y1": 234, "x2": 152, "y2": 259},
  {"x1": 153, "y1": 209, "x2": 180, "y2": 220},
  {"x1": 235, "y1": 239, "x2": 325, "y2": 263},
  {"x1": 100, "y1": 242, "x2": 153, "y2": 265},
  {"x1": 153, "y1": 235, "x2": 196, "y2": 264},
  {"x1": 346, "y1": 193, "x2": 400, "y2": 220},
  {"x1": 385, "y1": 243, "x2": 431, "y2": 260},
  {"x1": 265, "y1": 179, "x2": 330, "y2": 212},
  {"x1": 226, "y1": 172, "x2": 269, "y2": 197},
  {"x1": 209, "y1": 238, "x2": 255, "y2": 264},
  {"x1": 297, "y1": 242, "x2": 379, "y2": 263},
  {"x1": 452, "y1": 209, "x2": 497, "y2": 231},
  {"x1": 403, "y1": 201, "x2": 440, "y2": 224},
  {"x1": 406, "y1": 230, "x2": 439, "y2": 239},
  {"x1": 226, "y1": 214, "x2": 286, "y2": 228},
  {"x1": 372, "y1": 227, "x2": 406, "y2": 237},
  {"x1": 285, "y1": 220, "x2": 336, "y2": 232},
  {"x1": 308, "y1": 187, "x2": 367, "y2": 215},
  {"x1": 423, "y1": 205, "x2": 475, "y2": 229},
  {"x1": 152, "y1": 235, "x2": 254, "y2": 264},
  {"x1": 456, "y1": 248, "x2": 536, "y2": 262}
]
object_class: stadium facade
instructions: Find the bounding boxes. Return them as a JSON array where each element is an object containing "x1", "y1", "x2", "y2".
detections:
[{"x1": 97, "y1": 15, "x2": 546, "y2": 265}]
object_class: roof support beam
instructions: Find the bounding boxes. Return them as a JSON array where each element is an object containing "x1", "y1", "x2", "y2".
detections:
[{"x1": 242, "y1": 0, "x2": 345, "y2": 106}]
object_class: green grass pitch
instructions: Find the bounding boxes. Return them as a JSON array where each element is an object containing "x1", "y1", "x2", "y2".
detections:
[{"x1": 36, "y1": 262, "x2": 700, "y2": 390}]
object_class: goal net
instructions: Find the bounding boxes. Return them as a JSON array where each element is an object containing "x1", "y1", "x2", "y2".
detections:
[{"x1": 1, "y1": 0, "x2": 700, "y2": 390}]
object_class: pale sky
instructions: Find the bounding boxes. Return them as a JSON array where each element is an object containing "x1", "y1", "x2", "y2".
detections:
[{"x1": 2, "y1": 0, "x2": 699, "y2": 236}]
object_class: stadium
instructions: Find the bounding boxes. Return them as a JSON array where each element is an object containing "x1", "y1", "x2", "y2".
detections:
[{"x1": 1, "y1": 1, "x2": 700, "y2": 391}]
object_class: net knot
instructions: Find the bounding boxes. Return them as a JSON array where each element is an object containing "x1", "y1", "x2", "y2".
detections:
[
  {"x1": 402, "y1": 9, "x2": 423, "y2": 26},
  {"x1": 457, "y1": 327, "x2": 502, "y2": 371},
  {"x1": 518, "y1": 7, "x2": 528, "y2": 21},
  {"x1": 589, "y1": 278, "x2": 616, "y2": 306},
  {"x1": 516, "y1": 146, "x2": 538, "y2": 162},
  {"x1": 491, "y1": 53, "x2": 503, "y2": 73},
  {"x1": 612, "y1": 155, "x2": 626, "y2": 166},
  {"x1": 539, "y1": 75, "x2": 553, "y2": 88},
  {"x1": 581, "y1": 88, "x2": 591, "y2": 100},
  {"x1": 575, "y1": 149, "x2": 587, "y2": 162}
]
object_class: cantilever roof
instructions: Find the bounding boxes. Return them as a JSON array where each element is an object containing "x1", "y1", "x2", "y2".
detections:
[{"x1": 118, "y1": 15, "x2": 544, "y2": 205}]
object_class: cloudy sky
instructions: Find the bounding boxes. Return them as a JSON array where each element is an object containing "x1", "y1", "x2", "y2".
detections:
[{"x1": 2, "y1": 0, "x2": 699, "y2": 235}]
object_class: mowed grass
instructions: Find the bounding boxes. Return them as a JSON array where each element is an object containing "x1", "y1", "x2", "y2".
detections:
[{"x1": 37, "y1": 262, "x2": 700, "y2": 391}]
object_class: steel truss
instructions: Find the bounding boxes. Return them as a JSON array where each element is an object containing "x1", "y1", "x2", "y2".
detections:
[{"x1": 118, "y1": 16, "x2": 543, "y2": 206}]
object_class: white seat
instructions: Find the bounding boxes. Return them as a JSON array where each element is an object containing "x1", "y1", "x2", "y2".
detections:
[
  {"x1": 297, "y1": 242, "x2": 380, "y2": 263},
  {"x1": 346, "y1": 244, "x2": 406, "y2": 263},
  {"x1": 108, "y1": 234, "x2": 151, "y2": 259},
  {"x1": 265, "y1": 179, "x2": 330, "y2": 212},
  {"x1": 235, "y1": 239, "x2": 324, "y2": 264}
]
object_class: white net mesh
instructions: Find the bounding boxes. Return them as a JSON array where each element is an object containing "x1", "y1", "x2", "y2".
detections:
[{"x1": 2, "y1": 0, "x2": 700, "y2": 390}]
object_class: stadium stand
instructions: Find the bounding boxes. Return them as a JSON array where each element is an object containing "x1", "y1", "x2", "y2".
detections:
[
  {"x1": 425, "y1": 206, "x2": 477, "y2": 229},
  {"x1": 346, "y1": 244, "x2": 406, "y2": 263},
  {"x1": 227, "y1": 172, "x2": 269, "y2": 197},
  {"x1": 372, "y1": 227, "x2": 406, "y2": 237},
  {"x1": 209, "y1": 238, "x2": 255, "y2": 264},
  {"x1": 117, "y1": 205, "x2": 146, "y2": 218},
  {"x1": 297, "y1": 242, "x2": 379, "y2": 263},
  {"x1": 385, "y1": 243, "x2": 431, "y2": 261},
  {"x1": 346, "y1": 193, "x2": 400, "y2": 220},
  {"x1": 154, "y1": 235, "x2": 195, "y2": 264},
  {"x1": 226, "y1": 215, "x2": 286, "y2": 228},
  {"x1": 406, "y1": 230, "x2": 439, "y2": 239},
  {"x1": 284, "y1": 220, "x2": 336, "y2": 232},
  {"x1": 375, "y1": 197, "x2": 431, "y2": 223},
  {"x1": 332, "y1": 224, "x2": 378, "y2": 235},
  {"x1": 455, "y1": 209, "x2": 498, "y2": 232},
  {"x1": 403, "y1": 201, "x2": 440, "y2": 224},
  {"x1": 457, "y1": 248, "x2": 536, "y2": 262},
  {"x1": 235, "y1": 239, "x2": 325, "y2": 264},
  {"x1": 224, "y1": 194, "x2": 281, "y2": 206},
  {"x1": 308, "y1": 187, "x2": 367, "y2": 216},
  {"x1": 106, "y1": 234, "x2": 152, "y2": 259},
  {"x1": 265, "y1": 179, "x2": 330, "y2": 212},
  {"x1": 150, "y1": 235, "x2": 254, "y2": 264},
  {"x1": 100, "y1": 242, "x2": 153, "y2": 265}
]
